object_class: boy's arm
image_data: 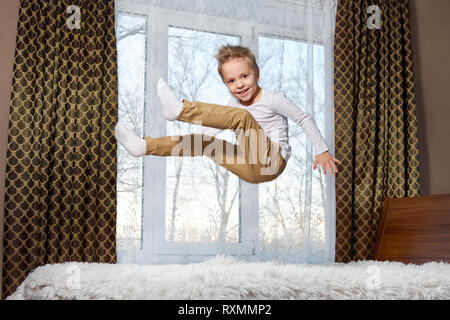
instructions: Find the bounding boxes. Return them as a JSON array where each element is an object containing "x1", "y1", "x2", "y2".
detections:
[{"x1": 271, "y1": 92, "x2": 329, "y2": 157}]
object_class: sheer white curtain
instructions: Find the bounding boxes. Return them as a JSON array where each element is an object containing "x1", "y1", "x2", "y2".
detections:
[{"x1": 115, "y1": 0, "x2": 338, "y2": 265}]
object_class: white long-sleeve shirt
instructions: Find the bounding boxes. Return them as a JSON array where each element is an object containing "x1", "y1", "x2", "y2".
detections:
[{"x1": 201, "y1": 89, "x2": 329, "y2": 162}]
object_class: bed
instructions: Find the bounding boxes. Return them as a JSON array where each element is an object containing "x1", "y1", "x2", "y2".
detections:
[
  {"x1": 7, "y1": 193, "x2": 450, "y2": 300},
  {"x1": 373, "y1": 193, "x2": 450, "y2": 264}
]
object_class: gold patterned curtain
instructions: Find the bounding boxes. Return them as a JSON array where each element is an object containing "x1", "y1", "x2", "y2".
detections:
[
  {"x1": 2, "y1": 0, "x2": 118, "y2": 298},
  {"x1": 334, "y1": 0, "x2": 420, "y2": 262}
]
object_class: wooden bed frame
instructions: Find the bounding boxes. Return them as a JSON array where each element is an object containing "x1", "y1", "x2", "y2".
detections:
[{"x1": 373, "y1": 193, "x2": 450, "y2": 264}]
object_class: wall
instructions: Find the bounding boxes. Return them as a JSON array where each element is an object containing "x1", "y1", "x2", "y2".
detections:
[
  {"x1": 410, "y1": 0, "x2": 450, "y2": 196},
  {"x1": 0, "y1": 0, "x2": 20, "y2": 299}
]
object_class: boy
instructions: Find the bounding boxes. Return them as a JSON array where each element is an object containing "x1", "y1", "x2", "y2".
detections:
[{"x1": 115, "y1": 45, "x2": 341, "y2": 184}]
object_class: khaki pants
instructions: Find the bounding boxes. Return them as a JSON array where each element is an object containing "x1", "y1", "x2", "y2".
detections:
[{"x1": 144, "y1": 99, "x2": 287, "y2": 184}]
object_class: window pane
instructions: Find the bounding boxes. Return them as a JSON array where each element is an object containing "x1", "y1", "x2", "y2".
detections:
[
  {"x1": 116, "y1": 13, "x2": 146, "y2": 257},
  {"x1": 258, "y1": 36, "x2": 327, "y2": 258},
  {"x1": 166, "y1": 27, "x2": 240, "y2": 243}
]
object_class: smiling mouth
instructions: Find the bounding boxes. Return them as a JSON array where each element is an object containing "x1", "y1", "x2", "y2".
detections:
[{"x1": 238, "y1": 88, "x2": 249, "y2": 96}]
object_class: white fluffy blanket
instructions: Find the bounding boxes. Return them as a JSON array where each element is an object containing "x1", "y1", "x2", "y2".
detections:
[{"x1": 7, "y1": 255, "x2": 450, "y2": 300}]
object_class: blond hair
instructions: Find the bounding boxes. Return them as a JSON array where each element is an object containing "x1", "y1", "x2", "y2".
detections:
[{"x1": 215, "y1": 44, "x2": 260, "y2": 82}]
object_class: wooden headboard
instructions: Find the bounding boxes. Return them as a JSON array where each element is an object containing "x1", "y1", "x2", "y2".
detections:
[{"x1": 373, "y1": 193, "x2": 450, "y2": 264}]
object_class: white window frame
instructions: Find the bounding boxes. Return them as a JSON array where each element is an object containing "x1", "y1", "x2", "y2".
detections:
[{"x1": 116, "y1": 0, "x2": 335, "y2": 264}]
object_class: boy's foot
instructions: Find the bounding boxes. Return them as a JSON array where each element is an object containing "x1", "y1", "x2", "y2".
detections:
[
  {"x1": 157, "y1": 78, "x2": 183, "y2": 121},
  {"x1": 114, "y1": 123, "x2": 147, "y2": 157}
]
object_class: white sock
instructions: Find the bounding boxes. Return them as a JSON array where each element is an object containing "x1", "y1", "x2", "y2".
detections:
[
  {"x1": 157, "y1": 78, "x2": 183, "y2": 121},
  {"x1": 114, "y1": 122, "x2": 147, "y2": 157}
]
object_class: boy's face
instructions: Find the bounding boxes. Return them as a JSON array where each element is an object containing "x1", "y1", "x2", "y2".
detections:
[{"x1": 221, "y1": 57, "x2": 261, "y2": 106}]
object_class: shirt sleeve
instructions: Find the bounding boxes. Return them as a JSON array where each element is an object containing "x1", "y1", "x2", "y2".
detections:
[{"x1": 270, "y1": 92, "x2": 329, "y2": 157}]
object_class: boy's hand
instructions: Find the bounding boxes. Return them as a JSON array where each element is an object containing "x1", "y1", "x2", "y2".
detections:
[{"x1": 313, "y1": 151, "x2": 342, "y2": 176}]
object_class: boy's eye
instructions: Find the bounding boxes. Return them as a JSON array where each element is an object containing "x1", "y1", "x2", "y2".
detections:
[{"x1": 243, "y1": 74, "x2": 248, "y2": 78}]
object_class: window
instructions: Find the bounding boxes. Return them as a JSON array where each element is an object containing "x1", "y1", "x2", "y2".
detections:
[
  {"x1": 166, "y1": 27, "x2": 241, "y2": 245},
  {"x1": 116, "y1": 0, "x2": 336, "y2": 264},
  {"x1": 116, "y1": 12, "x2": 146, "y2": 262},
  {"x1": 258, "y1": 36, "x2": 329, "y2": 261}
]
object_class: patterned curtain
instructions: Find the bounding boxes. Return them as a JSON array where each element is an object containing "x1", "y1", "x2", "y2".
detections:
[
  {"x1": 334, "y1": 0, "x2": 420, "y2": 262},
  {"x1": 2, "y1": 0, "x2": 118, "y2": 298}
]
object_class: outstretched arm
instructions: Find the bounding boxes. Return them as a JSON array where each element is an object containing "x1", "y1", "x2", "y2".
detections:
[
  {"x1": 270, "y1": 92, "x2": 341, "y2": 175},
  {"x1": 313, "y1": 151, "x2": 342, "y2": 175}
]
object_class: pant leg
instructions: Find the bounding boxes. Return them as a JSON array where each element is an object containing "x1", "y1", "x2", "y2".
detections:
[
  {"x1": 144, "y1": 133, "x2": 262, "y2": 184},
  {"x1": 144, "y1": 99, "x2": 287, "y2": 184}
]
